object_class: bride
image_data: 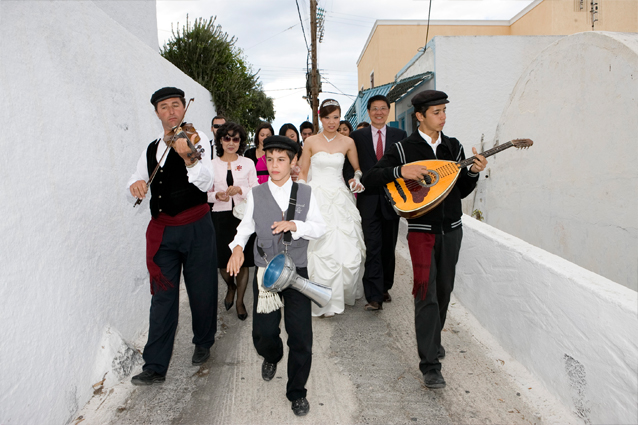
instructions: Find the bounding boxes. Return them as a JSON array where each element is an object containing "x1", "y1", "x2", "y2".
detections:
[{"x1": 298, "y1": 99, "x2": 366, "y2": 317}]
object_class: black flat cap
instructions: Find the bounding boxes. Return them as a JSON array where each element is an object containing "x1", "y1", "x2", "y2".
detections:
[
  {"x1": 263, "y1": 135, "x2": 300, "y2": 154},
  {"x1": 411, "y1": 90, "x2": 449, "y2": 108},
  {"x1": 150, "y1": 87, "x2": 185, "y2": 105}
]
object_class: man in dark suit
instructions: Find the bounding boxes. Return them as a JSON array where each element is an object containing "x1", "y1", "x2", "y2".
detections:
[{"x1": 344, "y1": 95, "x2": 407, "y2": 311}]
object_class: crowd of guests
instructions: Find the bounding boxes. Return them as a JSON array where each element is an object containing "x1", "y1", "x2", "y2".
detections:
[{"x1": 127, "y1": 86, "x2": 487, "y2": 417}]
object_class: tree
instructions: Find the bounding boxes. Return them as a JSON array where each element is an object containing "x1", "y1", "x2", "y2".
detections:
[{"x1": 161, "y1": 16, "x2": 275, "y2": 135}]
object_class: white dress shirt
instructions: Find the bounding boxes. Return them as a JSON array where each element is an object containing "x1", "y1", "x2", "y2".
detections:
[
  {"x1": 229, "y1": 177, "x2": 327, "y2": 251},
  {"x1": 372, "y1": 125, "x2": 387, "y2": 153},
  {"x1": 126, "y1": 129, "x2": 215, "y2": 203},
  {"x1": 418, "y1": 129, "x2": 441, "y2": 157}
]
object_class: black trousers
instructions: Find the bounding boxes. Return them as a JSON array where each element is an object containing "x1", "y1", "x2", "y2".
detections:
[
  {"x1": 414, "y1": 228, "x2": 462, "y2": 374},
  {"x1": 361, "y1": 202, "x2": 400, "y2": 304},
  {"x1": 142, "y1": 214, "x2": 218, "y2": 375},
  {"x1": 252, "y1": 267, "x2": 313, "y2": 401}
]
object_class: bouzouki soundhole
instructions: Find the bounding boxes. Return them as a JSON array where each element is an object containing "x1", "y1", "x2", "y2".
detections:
[{"x1": 407, "y1": 170, "x2": 439, "y2": 203}]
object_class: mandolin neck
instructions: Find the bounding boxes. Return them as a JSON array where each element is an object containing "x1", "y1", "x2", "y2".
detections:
[{"x1": 458, "y1": 141, "x2": 514, "y2": 168}]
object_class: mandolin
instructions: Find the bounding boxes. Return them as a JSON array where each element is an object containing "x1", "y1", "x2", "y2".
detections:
[{"x1": 384, "y1": 138, "x2": 533, "y2": 219}]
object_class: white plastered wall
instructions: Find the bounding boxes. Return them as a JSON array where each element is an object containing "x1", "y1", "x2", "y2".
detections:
[
  {"x1": 0, "y1": 1, "x2": 214, "y2": 423},
  {"x1": 92, "y1": 0, "x2": 159, "y2": 51},
  {"x1": 482, "y1": 32, "x2": 638, "y2": 291},
  {"x1": 456, "y1": 216, "x2": 638, "y2": 424},
  {"x1": 432, "y1": 35, "x2": 562, "y2": 151}
]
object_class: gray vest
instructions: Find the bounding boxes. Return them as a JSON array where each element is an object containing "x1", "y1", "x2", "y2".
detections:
[{"x1": 252, "y1": 182, "x2": 312, "y2": 268}]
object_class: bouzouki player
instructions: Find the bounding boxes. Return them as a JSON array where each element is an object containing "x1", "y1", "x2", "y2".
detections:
[{"x1": 362, "y1": 90, "x2": 487, "y2": 389}]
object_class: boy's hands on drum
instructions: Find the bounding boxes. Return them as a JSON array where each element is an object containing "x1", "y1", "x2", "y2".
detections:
[
  {"x1": 272, "y1": 220, "x2": 297, "y2": 234},
  {"x1": 227, "y1": 246, "x2": 245, "y2": 276}
]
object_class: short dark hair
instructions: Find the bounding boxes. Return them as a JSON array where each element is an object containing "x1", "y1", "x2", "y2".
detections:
[
  {"x1": 154, "y1": 96, "x2": 185, "y2": 112},
  {"x1": 339, "y1": 120, "x2": 353, "y2": 134},
  {"x1": 211, "y1": 115, "x2": 226, "y2": 126},
  {"x1": 279, "y1": 123, "x2": 300, "y2": 141},
  {"x1": 299, "y1": 121, "x2": 314, "y2": 133},
  {"x1": 254, "y1": 122, "x2": 274, "y2": 148},
  {"x1": 265, "y1": 147, "x2": 296, "y2": 162},
  {"x1": 414, "y1": 102, "x2": 446, "y2": 117},
  {"x1": 414, "y1": 103, "x2": 430, "y2": 116},
  {"x1": 367, "y1": 95, "x2": 390, "y2": 110},
  {"x1": 356, "y1": 121, "x2": 370, "y2": 129},
  {"x1": 214, "y1": 122, "x2": 247, "y2": 157}
]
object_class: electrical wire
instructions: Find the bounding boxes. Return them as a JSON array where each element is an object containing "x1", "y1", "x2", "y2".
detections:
[
  {"x1": 295, "y1": 0, "x2": 310, "y2": 52},
  {"x1": 245, "y1": 23, "x2": 300, "y2": 50},
  {"x1": 321, "y1": 78, "x2": 356, "y2": 98},
  {"x1": 419, "y1": 0, "x2": 433, "y2": 52}
]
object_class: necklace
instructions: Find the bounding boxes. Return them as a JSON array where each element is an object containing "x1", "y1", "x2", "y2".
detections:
[{"x1": 323, "y1": 132, "x2": 337, "y2": 143}]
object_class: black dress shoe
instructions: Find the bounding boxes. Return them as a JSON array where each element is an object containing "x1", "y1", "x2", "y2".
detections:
[
  {"x1": 131, "y1": 370, "x2": 165, "y2": 386},
  {"x1": 192, "y1": 345, "x2": 210, "y2": 365},
  {"x1": 237, "y1": 303, "x2": 248, "y2": 321},
  {"x1": 364, "y1": 301, "x2": 383, "y2": 311},
  {"x1": 261, "y1": 360, "x2": 277, "y2": 381},
  {"x1": 383, "y1": 292, "x2": 392, "y2": 302},
  {"x1": 291, "y1": 397, "x2": 310, "y2": 416},
  {"x1": 438, "y1": 345, "x2": 446, "y2": 359},
  {"x1": 224, "y1": 284, "x2": 236, "y2": 311},
  {"x1": 423, "y1": 369, "x2": 446, "y2": 389}
]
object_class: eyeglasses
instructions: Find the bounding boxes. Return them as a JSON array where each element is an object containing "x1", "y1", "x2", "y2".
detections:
[
  {"x1": 370, "y1": 107, "x2": 389, "y2": 112},
  {"x1": 222, "y1": 135, "x2": 241, "y2": 143},
  {"x1": 213, "y1": 123, "x2": 224, "y2": 128}
]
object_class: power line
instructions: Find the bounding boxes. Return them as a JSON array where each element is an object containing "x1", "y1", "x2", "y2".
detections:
[
  {"x1": 295, "y1": 0, "x2": 310, "y2": 51},
  {"x1": 322, "y1": 91, "x2": 356, "y2": 98},
  {"x1": 245, "y1": 23, "x2": 299, "y2": 50},
  {"x1": 321, "y1": 78, "x2": 356, "y2": 98},
  {"x1": 419, "y1": 0, "x2": 434, "y2": 52},
  {"x1": 264, "y1": 87, "x2": 306, "y2": 91}
]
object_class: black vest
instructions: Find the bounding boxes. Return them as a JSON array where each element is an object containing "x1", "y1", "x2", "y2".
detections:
[{"x1": 146, "y1": 140, "x2": 207, "y2": 218}]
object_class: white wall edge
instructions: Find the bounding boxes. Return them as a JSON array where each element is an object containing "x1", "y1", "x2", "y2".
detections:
[{"x1": 455, "y1": 215, "x2": 638, "y2": 424}]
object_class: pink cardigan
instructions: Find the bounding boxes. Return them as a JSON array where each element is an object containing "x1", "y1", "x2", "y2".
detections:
[{"x1": 208, "y1": 156, "x2": 258, "y2": 212}]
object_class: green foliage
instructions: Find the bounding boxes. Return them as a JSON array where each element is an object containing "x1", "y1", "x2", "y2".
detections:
[{"x1": 161, "y1": 16, "x2": 275, "y2": 135}]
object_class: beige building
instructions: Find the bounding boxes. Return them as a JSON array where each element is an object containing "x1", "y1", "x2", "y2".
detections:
[{"x1": 357, "y1": 0, "x2": 638, "y2": 92}]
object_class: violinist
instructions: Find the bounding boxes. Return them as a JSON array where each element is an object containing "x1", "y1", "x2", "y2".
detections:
[{"x1": 126, "y1": 87, "x2": 218, "y2": 385}]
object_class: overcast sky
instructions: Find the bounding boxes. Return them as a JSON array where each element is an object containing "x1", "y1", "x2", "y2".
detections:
[{"x1": 157, "y1": 0, "x2": 533, "y2": 133}]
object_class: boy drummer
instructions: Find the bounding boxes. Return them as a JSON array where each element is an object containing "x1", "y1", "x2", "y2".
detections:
[{"x1": 227, "y1": 136, "x2": 326, "y2": 416}]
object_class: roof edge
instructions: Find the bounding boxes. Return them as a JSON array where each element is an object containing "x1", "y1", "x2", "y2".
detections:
[
  {"x1": 509, "y1": 0, "x2": 544, "y2": 25},
  {"x1": 356, "y1": 2, "x2": 544, "y2": 66}
]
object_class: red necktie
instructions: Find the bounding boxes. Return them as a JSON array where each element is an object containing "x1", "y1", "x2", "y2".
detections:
[{"x1": 376, "y1": 130, "x2": 383, "y2": 161}]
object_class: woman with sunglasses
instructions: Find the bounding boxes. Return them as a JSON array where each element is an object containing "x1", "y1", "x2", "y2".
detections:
[
  {"x1": 244, "y1": 122, "x2": 274, "y2": 185},
  {"x1": 209, "y1": 122, "x2": 258, "y2": 321}
]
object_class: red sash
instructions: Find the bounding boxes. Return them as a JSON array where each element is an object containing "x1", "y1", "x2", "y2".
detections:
[
  {"x1": 146, "y1": 204, "x2": 210, "y2": 294},
  {"x1": 407, "y1": 232, "x2": 436, "y2": 300}
]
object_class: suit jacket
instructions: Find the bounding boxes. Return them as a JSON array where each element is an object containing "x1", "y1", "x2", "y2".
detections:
[{"x1": 344, "y1": 125, "x2": 408, "y2": 220}]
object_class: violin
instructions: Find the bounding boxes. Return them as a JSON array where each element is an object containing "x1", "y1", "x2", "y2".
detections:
[
  {"x1": 133, "y1": 98, "x2": 204, "y2": 208},
  {"x1": 163, "y1": 121, "x2": 204, "y2": 164}
]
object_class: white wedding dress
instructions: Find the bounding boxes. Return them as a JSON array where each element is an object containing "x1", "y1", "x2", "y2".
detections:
[{"x1": 307, "y1": 152, "x2": 365, "y2": 316}]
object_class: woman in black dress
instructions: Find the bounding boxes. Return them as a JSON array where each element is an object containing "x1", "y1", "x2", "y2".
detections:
[{"x1": 209, "y1": 123, "x2": 258, "y2": 320}]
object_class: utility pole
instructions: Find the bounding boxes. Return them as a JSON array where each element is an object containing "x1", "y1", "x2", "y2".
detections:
[{"x1": 310, "y1": 0, "x2": 319, "y2": 131}]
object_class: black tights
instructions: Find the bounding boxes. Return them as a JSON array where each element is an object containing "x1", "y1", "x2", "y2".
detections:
[{"x1": 219, "y1": 267, "x2": 249, "y2": 314}]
